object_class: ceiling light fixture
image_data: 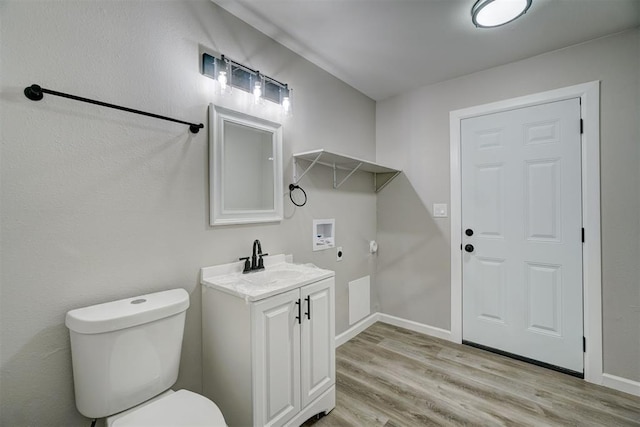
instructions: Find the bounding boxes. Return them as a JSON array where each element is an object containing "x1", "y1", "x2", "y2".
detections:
[{"x1": 471, "y1": 0, "x2": 532, "y2": 28}]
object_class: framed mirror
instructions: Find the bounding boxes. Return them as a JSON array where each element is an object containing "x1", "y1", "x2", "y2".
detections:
[{"x1": 209, "y1": 105, "x2": 283, "y2": 225}]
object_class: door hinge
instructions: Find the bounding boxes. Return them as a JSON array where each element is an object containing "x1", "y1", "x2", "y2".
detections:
[
  {"x1": 582, "y1": 228, "x2": 585, "y2": 243},
  {"x1": 583, "y1": 336, "x2": 586, "y2": 352},
  {"x1": 580, "y1": 119, "x2": 584, "y2": 134}
]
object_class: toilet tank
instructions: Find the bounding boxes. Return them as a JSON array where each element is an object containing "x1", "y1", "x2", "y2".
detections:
[{"x1": 65, "y1": 288, "x2": 190, "y2": 419}]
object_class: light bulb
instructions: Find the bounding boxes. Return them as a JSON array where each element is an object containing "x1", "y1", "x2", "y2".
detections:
[
  {"x1": 281, "y1": 86, "x2": 292, "y2": 117},
  {"x1": 282, "y1": 96, "x2": 291, "y2": 116},
  {"x1": 253, "y1": 81, "x2": 262, "y2": 104},
  {"x1": 217, "y1": 71, "x2": 227, "y2": 91}
]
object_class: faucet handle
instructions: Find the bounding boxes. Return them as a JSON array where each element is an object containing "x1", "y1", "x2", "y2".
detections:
[
  {"x1": 257, "y1": 253, "x2": 268, "y2": 269},
  {"x1": 239, "y1": 257, "x2": 251, "y2": 273}
]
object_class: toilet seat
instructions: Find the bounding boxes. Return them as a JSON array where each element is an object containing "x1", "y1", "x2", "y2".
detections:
[{"x1": 109, "y1": 390, "x2": 226, "y2": 427}]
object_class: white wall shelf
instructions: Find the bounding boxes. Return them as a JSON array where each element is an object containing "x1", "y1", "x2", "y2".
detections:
[{"x1": 292, "y1": 149, "x2": 401, "y2": 193}]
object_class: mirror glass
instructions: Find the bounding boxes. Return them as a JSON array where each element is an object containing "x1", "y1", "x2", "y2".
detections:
[
  {"x1": 210, "y1": 105, "x2": 283, "y2": 225},
  {"x1": 223, "y1": 122, "x2": 274, "y2": 210}
]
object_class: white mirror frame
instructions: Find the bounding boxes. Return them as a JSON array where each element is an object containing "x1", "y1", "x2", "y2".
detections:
[{"x1": 209, "y1": 104, "x2": 283, "y2": 226}]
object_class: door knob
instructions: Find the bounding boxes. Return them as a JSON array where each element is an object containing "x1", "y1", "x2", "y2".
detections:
[
  {"x1": 464, "y1": 244, "x2": 474, "y2": 253},
  {"x1": 465, "y1": 228, "x2": 474, "y2": 236}
]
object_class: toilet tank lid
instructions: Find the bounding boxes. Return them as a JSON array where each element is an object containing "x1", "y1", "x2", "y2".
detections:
[{"x1": 66, "y1": 288, "x2": 190, "y2": 334}]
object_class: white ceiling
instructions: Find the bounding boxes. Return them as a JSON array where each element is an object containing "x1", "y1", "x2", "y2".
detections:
[{"x1": 213, "y1": 0, "x2": 640, "y2": 101}]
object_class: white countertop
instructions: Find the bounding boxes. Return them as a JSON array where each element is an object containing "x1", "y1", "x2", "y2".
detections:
[{"x1": 201, "y1": 255, "x2": 335, "y2": 302}]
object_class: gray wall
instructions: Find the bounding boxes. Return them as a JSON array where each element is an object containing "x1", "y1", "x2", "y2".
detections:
[
  {"x1": 0, "y1": 1, "x2": 376, "y2": 425},
  {"x1": 376, "y1": 29, "x2": 640, "y2": 382}
]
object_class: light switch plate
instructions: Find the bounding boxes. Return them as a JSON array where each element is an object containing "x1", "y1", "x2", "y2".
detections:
[{"x1": 433, "y1": 203, "x2": 448, "y2": 218}]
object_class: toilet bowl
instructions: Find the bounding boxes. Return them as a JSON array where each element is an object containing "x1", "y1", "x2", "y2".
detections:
[{"x1": 106, "y1": 390, "x2": 225, "y2": 427}]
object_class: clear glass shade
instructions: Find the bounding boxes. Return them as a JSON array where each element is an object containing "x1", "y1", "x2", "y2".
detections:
[
  {"x1": 253, "y1": 76, "x2": 263, "y2": 104},
  {"x1": 282, "y1": 96, "x2": 291, "y2": 116},
  {"x1": 215, "y1": 57, "x2": 232, "y2": 95},
  {"x1": 281, "y1": 86, "x2": 292, "y2": 117}
]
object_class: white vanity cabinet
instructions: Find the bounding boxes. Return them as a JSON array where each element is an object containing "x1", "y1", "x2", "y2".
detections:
[
  {"x1": 201, "y1": 258, "x2": 335, "y2": 427},
  {"x1": 253, "y1": 278, "x2": 335, "y2": 426}
]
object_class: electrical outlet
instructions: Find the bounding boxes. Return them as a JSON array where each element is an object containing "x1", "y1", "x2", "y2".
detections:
[{"x1": 336, "y1": 246, "x2": 343, "y2": 261}]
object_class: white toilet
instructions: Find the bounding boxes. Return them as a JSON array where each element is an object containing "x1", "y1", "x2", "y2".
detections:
[{"x1": 65, "y1": 288, "x2": 226, "y2": 426}]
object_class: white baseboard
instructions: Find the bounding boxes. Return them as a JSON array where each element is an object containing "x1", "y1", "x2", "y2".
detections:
[
  {"x1": 335, "y1": 313, "x2": 379, "y2": 347},
  {"x1": 377, "y1": 313, "x2": 452, "y2": 341},
  {"x1": 336, "y1": 312, "x2": 452, "y2": 347},
  {"x1": 601, "y1": 373, "x2": 640, "y2": 397}
]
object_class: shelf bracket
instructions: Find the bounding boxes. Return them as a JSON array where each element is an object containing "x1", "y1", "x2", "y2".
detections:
[
  {"x1": 333, "y1": 162, "x2": 362, "y2": 189},
  {"x1": 292, "y1": 152, "x2": 323, "y2": 184},
  {"x1": 374, "y1": 171, "x2": 402, "y2": 192}
]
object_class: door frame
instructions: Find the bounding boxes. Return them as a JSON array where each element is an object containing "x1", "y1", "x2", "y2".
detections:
[{"x1": 449, "y1": 81, "x2": 602, "y2": 384}]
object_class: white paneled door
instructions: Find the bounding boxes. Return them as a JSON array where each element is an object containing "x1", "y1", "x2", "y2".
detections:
[{"x1": 461, "y1": 98, "x2": 583, "y2": 374}]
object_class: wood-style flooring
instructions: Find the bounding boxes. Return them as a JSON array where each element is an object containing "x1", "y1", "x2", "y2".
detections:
[{"x1": 304, "y1": 322, "x2": 640, "y2": 426}]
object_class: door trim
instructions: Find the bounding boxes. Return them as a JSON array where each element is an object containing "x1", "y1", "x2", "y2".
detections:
[{"x1": 449, "y1": 81, "x2": 602, "y2": 384}]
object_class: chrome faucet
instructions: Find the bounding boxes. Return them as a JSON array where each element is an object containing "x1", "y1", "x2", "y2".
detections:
[{"x1": 240, "y1": 239, "x2": 268, "y2": 273}]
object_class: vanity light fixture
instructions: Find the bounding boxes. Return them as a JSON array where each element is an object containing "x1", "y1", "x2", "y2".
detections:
[
  {"x1": 202, "y1": 53, "x2": 292, "y2": 115},
  {"x1": 471, "y1": 0, "x2": 532, "y2": 28}
]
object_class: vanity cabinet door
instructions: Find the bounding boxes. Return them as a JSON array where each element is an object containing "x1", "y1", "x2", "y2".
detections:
[
  {"x1": 252, "y1": 289, "x2": 301, "y2": 427},
  {"x1": 300, "y1": 278, "x2": 335, "y2": 408}
]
